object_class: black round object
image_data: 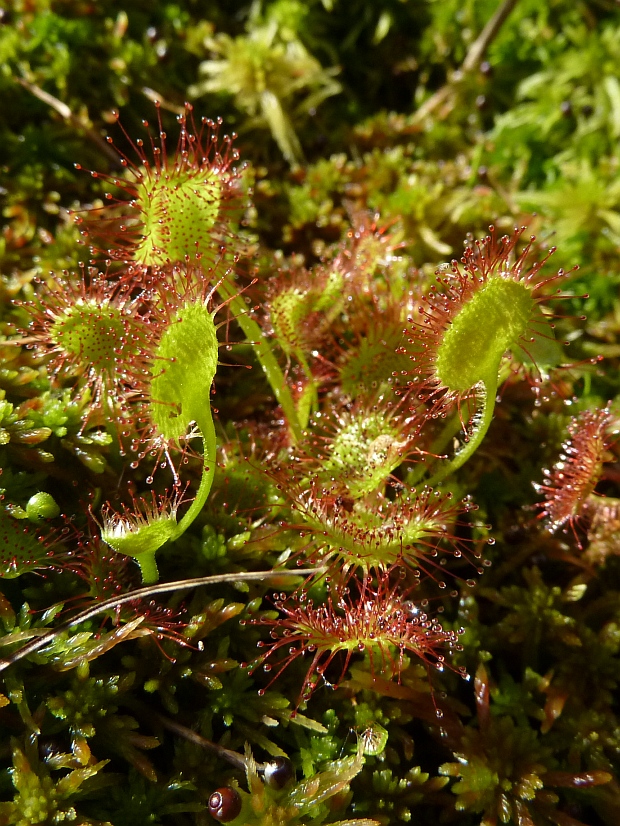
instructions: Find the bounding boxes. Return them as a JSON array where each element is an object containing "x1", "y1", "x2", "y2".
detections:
[{"x1": 263, "y1": 756, "x2": 295, "y2": 789}]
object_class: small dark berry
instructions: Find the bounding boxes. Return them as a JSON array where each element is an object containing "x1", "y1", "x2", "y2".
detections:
[
  {"x1": 208, "y1": 787, "x2": 242, "y2": 822},
  {"x1": 475, "y1": 95, "x2": 487, "y2": 110},
  {"x1": 560, "y1": 100, "x2": 572, "y2": 117},
  {"x1": 480, "y1": 60, "x2": 492, "y2": 77},
  {"x1": 263, "y1": 756, "x2": 295, "y2": 789},
  {"x1": 581, "y1": 104, "x2": 594, "y2": 118}
]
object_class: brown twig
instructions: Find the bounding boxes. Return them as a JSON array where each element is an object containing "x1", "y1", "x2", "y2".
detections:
[
  {"x1": 154, "y1": 713, "x2": 250, "y2": 771},
  {"x1": 411, "y1": 0, "x2": 521, "y2": 125},
  {"x1": 142, "y1": 87, "x2": 186, "y2": 115},
  {"x1": 0, "y1": 567, "x2": 325, "y2": 674},
  {"x1": 15, "y1": 76, "x2": 123, "y2": 168}
]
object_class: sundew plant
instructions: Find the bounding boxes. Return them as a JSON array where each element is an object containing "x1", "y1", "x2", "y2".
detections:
[{"x1": 1, "y1": 1, "x2": 620, "y2": 824}]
